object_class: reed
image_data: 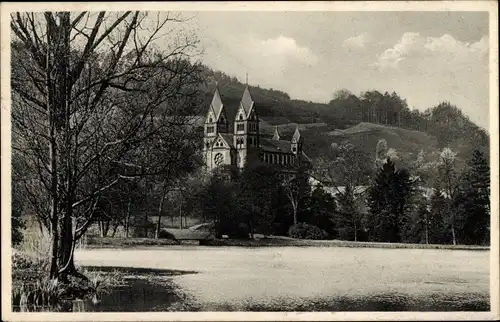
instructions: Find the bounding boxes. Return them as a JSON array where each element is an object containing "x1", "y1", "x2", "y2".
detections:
[
  {"x1": 17, "y1": 225, "x2": 51, "y2": 268},
  {"x1": 12, "y1": 277, "x2": 64, "y2": 307}
]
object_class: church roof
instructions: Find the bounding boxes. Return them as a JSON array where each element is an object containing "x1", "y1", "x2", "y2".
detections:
[
  {"x1": 291, "y1": 126, "x2": 303, "y2": 143},
  {"x1": 240, "y1": 85, "x2": 254, "y2": 117},
  {"x1": 223, "y1": 101, "x2": 239, "y2": 126},
  {"x1": 300, "y1": 150, "x2": 312, "y2": 163},
  {"x1": 219, "y1": 133, "x2": 235, "y2": 149},
  {"x1": 260, "y1": 138, "x2": 293, "y2": 153},
  {"x1": 210, "y1": 87, "x2": 224, "y2": 120}
]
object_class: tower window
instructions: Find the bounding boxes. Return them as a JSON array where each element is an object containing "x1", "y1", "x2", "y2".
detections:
[
  {"x1": 237, "y1": 123, "x2": 244, "y2": 131},
  {"x1": 239, "y1": 114, "x2": 243, "y2": 121},
  {"x1": 236, "y1": 137, "x2": 244, "y2": 147},
  {"x1": 209, "y1": 117, "x2": 213, "y2": 123},
  {"x1": 207, "y1": 126, "x2": 215, "y2": 133},
  {"x1": 292, "y1": 147, "x2": 296, "y2": 152}
]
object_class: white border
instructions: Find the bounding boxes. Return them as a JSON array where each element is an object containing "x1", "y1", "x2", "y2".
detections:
[{"x1": 1, "y1": 1, "x2": 498, "y2": 321}]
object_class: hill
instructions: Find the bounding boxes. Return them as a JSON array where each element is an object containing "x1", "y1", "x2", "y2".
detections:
[
  {"x1": 196, "y1": 65, "x2": 489, "y2": 168},
  {"x1": 328, "y1": 122, "x2": 438, "y2": 154}
]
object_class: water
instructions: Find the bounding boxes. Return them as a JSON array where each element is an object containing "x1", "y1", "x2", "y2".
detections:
[{"x1": 44, "y1": 246, "x2": 491, "y2": 311}]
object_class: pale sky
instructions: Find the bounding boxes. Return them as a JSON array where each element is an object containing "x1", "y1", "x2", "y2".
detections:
[{"x1": 179, "y1": 11, "x2": 489, "y2": 129}]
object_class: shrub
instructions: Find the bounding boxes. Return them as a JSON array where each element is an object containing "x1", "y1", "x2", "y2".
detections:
[
  {"x1": 220, "y1": 221, "x2": 249, "y2": 239},
  {"x1": 131, "y1": 218, "x2": 156, "y2": 238},
  {"x1": 12, "y1": 252, "x2": 33, "y2": 270},
  {"x1": 288, "y1": 223, "x2": 329, "y2": 240},
  {"x1": 158, "y1": 229, "x2": 176, "y2": 240}
]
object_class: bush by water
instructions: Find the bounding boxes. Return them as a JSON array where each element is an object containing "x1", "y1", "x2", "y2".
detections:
[{"x1": 288, "y1": 223, "x2": 329, "y2": 240}]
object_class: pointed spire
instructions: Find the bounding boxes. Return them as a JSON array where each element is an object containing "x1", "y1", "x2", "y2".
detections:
[
  {"x1": 240, "y1": 85, "x2": 254, "y2": 116},
  {"x1": 272, "y1": 126, "x2": 281, "y2": 140},
  {"x1": 210, "y1": 86, "x2": 224, "y2": 120},
  {"x1": 292, "y1": 125, "x2": 302, "y2": 143}
]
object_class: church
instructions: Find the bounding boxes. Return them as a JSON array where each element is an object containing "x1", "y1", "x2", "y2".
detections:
[{"x1": 203, "y1": 85, "x2": 311, "y2": 173}]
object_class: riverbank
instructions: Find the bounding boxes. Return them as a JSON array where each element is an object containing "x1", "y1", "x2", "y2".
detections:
[
  {"x1": 11, "y1": 251, "x2": 196, "y2": 312},
  {"x1": 11, "y1": 251, "x2": 129, "y2": 312},
  {"x1": 84, "y1": 236, "x2": 489, "y2": 251}
]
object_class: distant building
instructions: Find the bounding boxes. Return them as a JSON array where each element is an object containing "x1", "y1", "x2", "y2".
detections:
[{"x1": 203, "y1": 85, "x2": 311, "y2": 174}]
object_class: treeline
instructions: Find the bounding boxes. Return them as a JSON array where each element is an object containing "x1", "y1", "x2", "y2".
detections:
[
  {"x1": 143, "y1": 142, "x2": 489, "y2": 246},
  {"x1": 366, "y1": 149, "x2": 490, "y2": 245}
]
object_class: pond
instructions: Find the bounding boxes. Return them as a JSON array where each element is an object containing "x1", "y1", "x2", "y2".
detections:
[{"x1": 46, "y1": 246, "x2": 490, "y2": 311}]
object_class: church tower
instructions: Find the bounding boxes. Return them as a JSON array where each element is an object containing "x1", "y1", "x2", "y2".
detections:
[
  {"x1": 272, "y1": 126, "x2": 281, "y2": 140},
  {"x1": 204, "y1": 86, "x2": 229, "y2": 168},
  {"x1": 291, "y1": 126, "x2": 303, "y2": 155},
  {"x1": 233, "y1": 85, "x2": 260, "y2": 168}
]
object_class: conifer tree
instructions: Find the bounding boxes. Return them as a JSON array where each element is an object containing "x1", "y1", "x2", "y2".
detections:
[
  {"x1": 367, "y1": 158, "x2": 413, "y2": 242},
  {"x1": 336, "y1": 185, "x2": 360, "y2": 240},
  {"x1": 305, "y1": 185, "x2": 337, "y2": 237},
  {"x1": 455, "y1": 150, "x2": 490, "y2": 245},
  {"x1": 428, "y1": 181, "x2": 447, "y2": 244},
  {"x1": 417, "y1": 198, "x2": 430, "y2": 244}
]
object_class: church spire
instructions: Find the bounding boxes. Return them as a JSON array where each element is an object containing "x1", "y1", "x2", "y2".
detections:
[
  {"x1": 291, "y1": 125, "x2": 303, "y2": 155},
  {"x1": 292, "y1": 125, "x2": 302, "y2": 143},
  {"x1": 240, "y1": 84, "x2": 254, "y2": 116},
  {"x1": 210, "y1": 85, "x2": 224, "y2": 120},
  {"x1": 272, "y1": 126, "x2": 281, "y2": 140}
]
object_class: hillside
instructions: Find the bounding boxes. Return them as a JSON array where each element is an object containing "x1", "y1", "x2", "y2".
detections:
[
  {"x1": 197, "y1": 66, "x2": 489, "y2": 167},
  {"x1": 328, "y1": 122, "x2": 438, "y2": 154}
]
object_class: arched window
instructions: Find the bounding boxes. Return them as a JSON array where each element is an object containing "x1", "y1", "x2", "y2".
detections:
[
  {"x1": 209, "y1": 117, "x2": 213, "y2": 123},
  {"x1": 239, "y1": 114, "x2": 243, "y2": 121}
]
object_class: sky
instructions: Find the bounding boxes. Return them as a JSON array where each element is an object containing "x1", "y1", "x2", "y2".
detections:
[{"x1": 175, "y1": 11, "x2": 490, "y2": 129}]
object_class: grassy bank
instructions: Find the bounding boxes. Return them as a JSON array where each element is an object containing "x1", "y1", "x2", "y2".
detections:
[
  {"x1": 11, "y1": 227, "x2": 129, "y2": 311},
  {"x1": 83, "y1": 236, "x2": 182, "y2": 249},
  {"x1": 11, "y1": 251, "x2": 127, "y2": 310},
  {"x1": 203, "y1": 237, "x2": 490, "y2": 250},
  {"x1": 83, "y1": 236, "x2": 489, "y2": 251}
]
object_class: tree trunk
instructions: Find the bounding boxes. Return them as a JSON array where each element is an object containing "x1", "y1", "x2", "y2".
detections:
[
  {"x1": 292, "y1": 204, "x2": 298, "y2": 225},
  {"x1": 155, "y1": 185, "x2": 168, "y2": 239},
  {"x1": 111, "y1": 224, "x2": 118, "y2": 237},
  {"x1": 354, "y1": 221, "x2": 358, "y2": 242},
  {"x1": 99, "y1": 219, "x2": 110, "y2": 237},
  {"x1": 99, "y1": 220, "x2": 104, "y2": 237},
  {"x1": 451, "y1": 224, "x2": 457, "y2": 245},
  {"x1": 125, "y1": 198, "x2": 131, "y2": 238},
  {"x1": 179, "y1": 198, "x2": 183, "y2": 229},
  {"x1": 425, "y1": 212, "x2": 429, "y2": 244},
  {"x1": 49, "y1": 216, "x2": 59, "y2": 279},
  {"x1": 249, "y1": 220, "x2": 254, "y2": 239},
  {"x1": 143, "y1": 213, "x2": 149, "y2": 238},
  {"x1": 58, "y1": 214, "x2": 76, "y2": 282}
]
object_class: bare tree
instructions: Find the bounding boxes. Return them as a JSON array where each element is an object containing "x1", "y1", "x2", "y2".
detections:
[
  {"x1": 282, "y1": 166, "x2": 311, "y2": 225},
  {"x1": 11, "y1": 11, "x2": 203, "y2": 280},
  {"x1": 438, "y1": 147, "x2": 460, "y2": 245}
]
